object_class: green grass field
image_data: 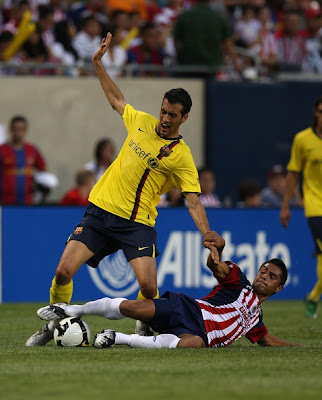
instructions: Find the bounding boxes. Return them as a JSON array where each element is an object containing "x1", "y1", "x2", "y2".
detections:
[{"x1": 0, "y1": 301, "x2": 321, "y2": 400}]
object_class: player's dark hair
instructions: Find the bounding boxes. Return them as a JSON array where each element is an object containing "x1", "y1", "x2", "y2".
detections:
[
  {"x1": 163, "y1": 88, "x2": 192, "y2": 117},
  {"x1": 260, "y1": 258, "x2": 288, "y2": 286},
  {"x1": 313, "y1": 96, "x2": 322, "y2": 129},
  {"x1": 10, "y1": 115, "x2": 28, "y2": 128}
]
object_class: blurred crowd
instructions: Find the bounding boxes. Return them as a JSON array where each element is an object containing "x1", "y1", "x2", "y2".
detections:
[
  {"x1": 0, "y1": 113, "x2": 304, "y2": 207},
  {"x1": 0, "y1": 0, "x2": 321, "y2": 79}
]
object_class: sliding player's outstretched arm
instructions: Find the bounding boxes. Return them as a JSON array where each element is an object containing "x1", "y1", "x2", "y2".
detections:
[
  {"x1": 92, "y1": 33, "x2": 127, "y2": 116},
  {"x1": 257, "y1": 332, "x2": 302, "y2": 347}
]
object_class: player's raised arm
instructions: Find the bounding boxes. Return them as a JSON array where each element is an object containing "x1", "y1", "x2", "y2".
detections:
[
  {"x1": 257, "y1": 332, "x2": 302, "y2": 347},
  {"x1": 92, "y1": 33, "x2": 127, "y2": 116}
]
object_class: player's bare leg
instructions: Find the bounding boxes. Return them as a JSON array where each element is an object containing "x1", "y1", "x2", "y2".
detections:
[
  {"x1": 25, "y1": 241, "x2": 94, "y2": 346},
  {"x1": 130, "y1": 256, "x2": 159, "y2": 335}
]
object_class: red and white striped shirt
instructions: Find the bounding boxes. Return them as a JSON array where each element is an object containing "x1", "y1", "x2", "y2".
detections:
[{"x1": 196, "y1": 262, "x2": 267, "y2": 348}]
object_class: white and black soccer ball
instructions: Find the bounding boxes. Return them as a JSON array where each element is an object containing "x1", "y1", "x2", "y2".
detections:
[{"x1": 54, "y1": 317, "x2": 91, "y2": 347}]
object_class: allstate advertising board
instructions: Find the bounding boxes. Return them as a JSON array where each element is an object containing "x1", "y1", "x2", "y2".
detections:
[{"x1": 0, "y1": 207, "x2": 315, "y2": 302}]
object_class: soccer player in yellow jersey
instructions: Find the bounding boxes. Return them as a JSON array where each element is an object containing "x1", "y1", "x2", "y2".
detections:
[
  {"x1": 280, "y1": 96, "x2": 322, "y2": 319},
  {"x1": 26, "y1": 33, "x2": 224, "y2": 346}
]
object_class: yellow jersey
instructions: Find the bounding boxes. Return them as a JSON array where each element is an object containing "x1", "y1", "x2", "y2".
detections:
[
  {"x1": 89, "y1": 104, "x2": 200, "y2": 227},
  {"x1": 287, "y1": 127, "x2": 322, "y2": 217}
]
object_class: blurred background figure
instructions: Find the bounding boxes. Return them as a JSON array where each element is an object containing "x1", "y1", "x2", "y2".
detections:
[
  {"x1": 60, "y1": 169, "x2": 95, "y2": 206},
  {"x1": 275, "y1": 9, "x2": 307, "y2": 71},
  {"x1": 51, "y1": 19, "x2": 79, "y2": 66},
  {"x1": 301, "y1": 1, "x2": 322, "y2": 73},
  {"x1": 198, "y1": 167, "x2": 222, "y2": 207},
  {"x1": 236, "y1": 179, "x2": 261, "y2": 208},
  {"x1": 72, "y1": 15, "x2": 102, "y2": 65},
  {"x1": 260, "y1": 164, "x2": 303, "y2": 207},
  {"x1": 84, "y1": 138, "x2": 115, "y2": 182},
  {"x1": 68, "y1": 0, "x2": 109, "y2": 31},
  {"x1": 0, "y1": 115, "x2": 46, "y2": 205},
  {"x1": 173, "y1": 0, "x2": 242, "y2": 78},
  {"x1": 126, "y1": 22, "x2": 166, "y2": 76},
  {"x1": 157, "y1": 187, "x2": 185, "y2": 207}
]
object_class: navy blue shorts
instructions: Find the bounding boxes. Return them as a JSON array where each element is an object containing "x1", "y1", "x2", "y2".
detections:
[
  {"x1": 148, "y1": 291, "x2": 208, "y2": 346},
  {"x1": 307, "y1": 217, "x2": 322, "y2": 256},
  {"x1": 68, "y1": 203, "x2": 159, "y2": 267}
]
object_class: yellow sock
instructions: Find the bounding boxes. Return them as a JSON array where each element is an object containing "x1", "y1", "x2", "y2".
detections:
[
  {"x1": 137, "y1": 288, "x2": 159, "y2": 300},
  {"x1": 49, "y1": 277, "x2": 73, "y2": 304},
  {"x1": 309, "y1": 254, "x2": 322, "y2": 303}
]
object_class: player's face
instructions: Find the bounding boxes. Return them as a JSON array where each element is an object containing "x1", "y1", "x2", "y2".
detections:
[
  {"x1": 252, "y1": 262, "x2": 283, "y2": 297},
  {"x1": 157, "y1": 99, "x2": 188, "y2": 139}
]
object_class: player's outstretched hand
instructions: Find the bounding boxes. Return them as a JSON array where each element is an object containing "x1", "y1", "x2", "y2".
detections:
[
  {"x1": 203, "y1": 231, "x2": 225, "y2": 265},
  {"x1": 203, "y1": 231, "x2": 225, "y2": 249},
  {"x1": 93, "y1": 33, "x2": 112, "y2": 62}
]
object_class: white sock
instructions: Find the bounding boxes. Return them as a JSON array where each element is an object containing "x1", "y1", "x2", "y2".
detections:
[
  {"x1": 65, "y1": 298, "x2": 127, "y2": 320},
  {"x1": 115, "y1": 333, "x2": 180, "y2": 349}
]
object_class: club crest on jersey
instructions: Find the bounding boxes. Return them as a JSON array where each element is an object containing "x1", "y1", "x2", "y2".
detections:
[
  {"x1": 159, "y1": 145, "x2": 172, "y2": 157},
  {"x1": 250, "y1": 305, "x2": 258, "y2": 316},
  {"x1": 148, "y1": 157, "x2": 159, "y2": 169},
  {"x1": 74, "y1": 227, "x2": 83, "y2": 235}
]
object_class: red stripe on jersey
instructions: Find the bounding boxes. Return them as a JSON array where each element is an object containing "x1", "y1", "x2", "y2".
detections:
[
  {"x1": 130, "y1": 168, "x2": 150, "y2": 221},
  {"x1": 157, "y1": 139, "x2": 180, "y2": 160}
]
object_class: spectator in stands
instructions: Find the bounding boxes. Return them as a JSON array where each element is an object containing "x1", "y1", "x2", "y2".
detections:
[
  {"x1": 157, "y1": 187, "x2": 185, "y2": 207},
  {"x1": 60, "y1": 169, "x2": 95, "y2": 206},
  {"x1": 68, "y1": 0, "x2": 109, "y2": 31},
  {"x1": 260, "y1": 164, "x2": 302, "y2": 208},
  {"x1": 257, "y1": 5, "x2": 279, "y2": 74},
  {"x1": 20, "y1": 27, "x2": 51, "y2": 63},
  {"x1": 301, "y1": 2, "x2": 322, "y2": 73},
  {"x1": 119, "y1": 11, "x2": 142, "y2": 50},
  {"x1": 0, "y1": 115, "x2": 46, "y2": 205},
  {"x1": 236, "y1": 179, "x2": 261, "y2": 208},
  {"x1": 108, "y1": 10, "x2": 130, "y2": 41},
  {"x1": 37, "y1": 5, "x2": 56, "y2": 54},
  {"x1": 233, "y1": 5, "x2": 262, "y2": 51},
  {"x1": 106, "y1": 0, "x2": 147, "y2": 22},
  {"x1": 0, "y1": 0, "x2": 30, "y2": 35},
  {"x1": 153, "y1": 0, "x2": 182, "y2": 65},
  {"x1": 275, "y1": 9, "x2": 307, "y2": 71},
  {"x1": 52, "y1": 19, "x2": 79, "y2": 65},
  {"x1": 72, "y1": 15, "x2": 102, "y2": 64},
  {"x1": 84, "y1": 138, "x2": 115, "y2": 182},
  {"x1": 198, "y1": 167, "x2": 222, "y2": 208},
  {"x1": 127, "y1": 22, "x2": 166, "y2": 76},
  {"x1": 173, "y1": 0, "x2": 242, "y2": 78}
]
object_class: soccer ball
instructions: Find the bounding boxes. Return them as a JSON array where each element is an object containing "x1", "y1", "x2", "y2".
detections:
[{"x1": 54, "y1": 317, "x2": 91, "y2": 347}]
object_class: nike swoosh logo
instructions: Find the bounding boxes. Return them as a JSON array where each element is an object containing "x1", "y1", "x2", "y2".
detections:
[
  {"x1": 138, "y1": 246, "x2": 149, "y2": 251},
  {"x1": 138, "y1": 128, "x2": 145, "y2": 132}
]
